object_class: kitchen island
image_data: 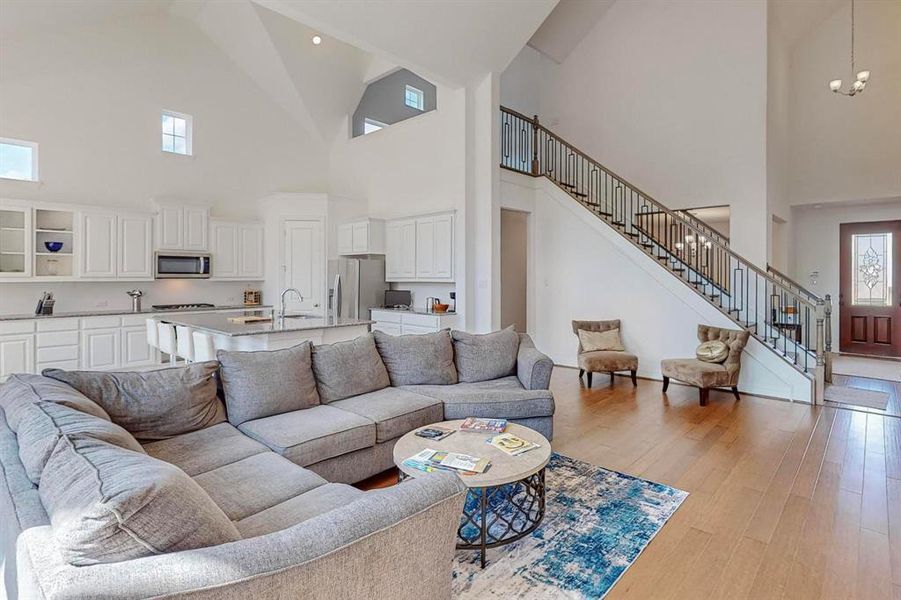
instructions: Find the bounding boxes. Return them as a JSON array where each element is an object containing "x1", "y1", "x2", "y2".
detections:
[{"x1": 159, "y1": 310, "x2": 373, "y2": 351}]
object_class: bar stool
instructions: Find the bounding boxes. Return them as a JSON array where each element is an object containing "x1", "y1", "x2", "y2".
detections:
[
  {"x1": 175, "y1": 325, "x2": 195, "y2": 363},
  {"x1": 157, "y1": 322, "x2": 178, "y2": 365},
  {"x1": 145, "y1": 318, "x2": 160, "y2": 351},
  {"x1": 192, "y1": 331, "x2": 217, "y2": 363}
]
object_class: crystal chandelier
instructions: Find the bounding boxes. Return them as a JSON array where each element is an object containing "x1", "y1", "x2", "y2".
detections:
[{"x1": 829, "y1": 0, "x2": 870, "y2": 97}]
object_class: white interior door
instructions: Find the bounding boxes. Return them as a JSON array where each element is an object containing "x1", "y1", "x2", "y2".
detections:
[{"x1": 283, "y1": 220, "x2": 323, "y2": 314}]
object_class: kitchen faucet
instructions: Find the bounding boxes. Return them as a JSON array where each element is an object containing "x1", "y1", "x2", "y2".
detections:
[{"x1": 279, "y1": 288, "x2": 304, "y2": 318}]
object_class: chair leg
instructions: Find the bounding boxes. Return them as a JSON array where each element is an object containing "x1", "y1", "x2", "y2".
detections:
[
  {"x1": 662, "y1": 376, "x2": 670, "y2": 392},
  {"x1": 699, "y1": 388, "x2": 709, "y2": 406},
  {"x1": 578, "y1": 368, "x2": 584, "y2": 379},
  {"x1": 630, "y1": 370, "x2": 638, "y2": 386},
  {"x1": 609, "y1": 372, "x2": 615, "y2": 386},
  {"x1": 731, "y1": 386, "x2": 741, "y2": 401},
  {"x1": 587, "y1": 372, "x2": 593, "y2": 388}
]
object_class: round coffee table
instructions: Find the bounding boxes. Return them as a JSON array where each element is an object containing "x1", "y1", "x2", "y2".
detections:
[{"x1": 393, "y1": 420, "x2": 551, "y2": 567}]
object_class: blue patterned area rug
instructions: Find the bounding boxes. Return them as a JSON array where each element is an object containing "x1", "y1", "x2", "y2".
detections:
[{"x1": 452, "y1": 453, "x2": 688, "y2": 599}]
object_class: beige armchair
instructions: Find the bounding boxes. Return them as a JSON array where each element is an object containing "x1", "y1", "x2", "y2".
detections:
[
  {"x1": 571, "y1": 319, "x2": 638, "y2": 388},
  {"x1": 660, "y1": 324, "x2": 750, "y2": 405}
]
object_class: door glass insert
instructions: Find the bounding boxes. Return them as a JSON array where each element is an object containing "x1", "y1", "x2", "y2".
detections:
[{"x1": 852, "y1": 232, "x2": 893, "y2": 306}]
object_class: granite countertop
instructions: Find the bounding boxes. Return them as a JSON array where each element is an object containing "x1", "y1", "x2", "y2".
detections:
[
  {"x1": 0, "y1": 304, "x2": 273, "y2": 322},
  {"x1": 158, "y1": 310, "x2": 374, "y2": 337},
  {"x1": 369, "y1": 307, "x2": 457, "y2": 316}
]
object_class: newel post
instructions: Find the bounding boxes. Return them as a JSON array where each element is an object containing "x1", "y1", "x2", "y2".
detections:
[{"x1": 531, "y1": 114, "x2": 540, "y2": 176}]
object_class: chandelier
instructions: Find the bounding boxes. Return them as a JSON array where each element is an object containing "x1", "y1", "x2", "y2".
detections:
[{"x1": 829, "y1": 0, "x2": 870, "y2": 97}]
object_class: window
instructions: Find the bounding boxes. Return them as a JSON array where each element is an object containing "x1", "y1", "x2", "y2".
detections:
[
  {"x1": 852, "y1": 232, "x2": 893, "y2": 306},
  {"x1": 0, "y1": 138, "x2": 38, "y2": 182},
  {"x1": 404, "y1": 85, "x2": 424, "y2": 110},
  {"x1": 363, "y1": 118, "x2": 387, "y2": 135},
  {"x1": 161, "y1": 110, "x2": 192, "y2": 155}
]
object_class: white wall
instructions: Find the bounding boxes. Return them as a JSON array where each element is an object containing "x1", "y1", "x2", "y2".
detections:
[
  {"x1": 536, "y1": 0, "x2": 770, "y2": 264},
  {"x1": 791, "y1": 198, "x2": 901, "y2": 344},
  {"x1": 0, "y1": 13, "x2": 328, "y2": 220},
  {"x1": 503, "y1": 171, "x2": 813, "y2": 402}
]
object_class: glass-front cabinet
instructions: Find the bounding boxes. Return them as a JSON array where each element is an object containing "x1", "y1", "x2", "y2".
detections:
[
  {"x1": 0, "y1": 206, "x2": 32, "y2": 278},
  {"x1": 0, "y1": 203, "x2": 76, "y2": 280}
]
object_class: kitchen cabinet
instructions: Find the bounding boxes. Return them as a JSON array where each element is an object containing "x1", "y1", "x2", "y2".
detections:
[
  {"x1": 370, "y1": 309, "x2": 458, "y2": 335},
  {"x1": 80, "y1": 210, "x2": 153, "y2": 280},
  {"x1": 0, "y1": 317, "x2": 35, "y2": 381},
  {"x1": 117, "y1": 213, "x2": 153, "y2": 279},
  {"x1": 80, "y1": 210, "x2": 117, "y2": 278},
  {"x1": 385, "y1": 212, "x2": 454, "y2": 282},
  {"x1": 80, "y1": 328, "x2": 120, "y2": 370},
  {"x1": 155, "y1": 203, "x2": 209, "y2": 251},
  {"x1": 121, "y1": 325, "x2": 154, "y2": 368},
  {"x1": 337, "y1": 219, "x2": 385, "y2": 256},
  {"x1": 210, "y1": 219, "x2": 264, "y2": 280},
  {"x1": 0, "y1": 205, "x2": 32, "y2": 278}
]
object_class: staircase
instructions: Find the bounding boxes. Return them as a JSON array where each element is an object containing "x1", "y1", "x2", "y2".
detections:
[{"x1": 499, "y1": 106, "x2": 831, "y2": 393}]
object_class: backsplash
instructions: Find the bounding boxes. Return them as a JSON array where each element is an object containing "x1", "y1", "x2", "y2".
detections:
[
  {"x1": 0, "y1": 280, "x2": 260, "y2": 316},
  {"x1": 390, "y1": 282, "x2": 456, "y2": 310}
]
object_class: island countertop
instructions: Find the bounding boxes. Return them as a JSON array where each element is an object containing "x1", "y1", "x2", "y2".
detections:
[{"x1": 159, "y1": 310, "x2": 373, "y2": 337}]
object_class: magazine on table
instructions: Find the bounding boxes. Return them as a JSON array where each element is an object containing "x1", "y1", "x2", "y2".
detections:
[
  {"x1": 414, "y1": 426, "x2": 455, "y2": 441},
  {"x1": 487, "y1": 433, "x2": 541, "y2": 456},
  {"x1": 402, "y1": 448, "x2": 490, "y2": 475},
  {"x1": 460, "y1": 417, "x2": 507, "y2": 433}
]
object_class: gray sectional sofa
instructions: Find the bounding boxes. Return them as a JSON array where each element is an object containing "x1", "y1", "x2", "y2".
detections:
[{"x1": 0, "y1": 328, "x2": 554, "y2": 599}]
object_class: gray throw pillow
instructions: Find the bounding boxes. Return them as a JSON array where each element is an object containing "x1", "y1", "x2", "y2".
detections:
[
  {"x1": 43, "y1": 362, "x2": 226, "y2": 441},
  {"x1": 39, "y1": 435, "x2": 240, "y2": 566},
  {"x1": 311, "y1": 334, "x2": 390, "y2": 403},
  {"x1": 16, "y1": 401, "x2": 144, "y2": 485},
  {"x1": 0, "y1": 373, "x2": 111, "y2": 433},
  {"x1": 451, "y1": 327, "x2": 521, "y2": 383},
  {"x1": 373, "y1": 329, "x2": 457, "y2": 386},
  {"x1": 218, "y1": 342, "x2": 320, "y2": 426}
]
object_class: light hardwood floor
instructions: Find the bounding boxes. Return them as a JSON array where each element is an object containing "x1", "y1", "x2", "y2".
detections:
[{"x1": 361, "y1": 366, "x2": 901, "y2": 599}]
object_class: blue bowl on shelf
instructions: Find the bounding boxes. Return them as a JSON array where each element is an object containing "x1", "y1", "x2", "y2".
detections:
[{"x1": 44, "y1": 241, "x2": 64, "y2": 253}]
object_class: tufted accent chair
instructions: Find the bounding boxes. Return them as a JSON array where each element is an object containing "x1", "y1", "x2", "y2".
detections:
[
  {"x1": 571, "y1": 319, "x2": 638, "y2": 388},
  {"x1": 660, "y1": 324, "x2": 750, "y2": 405}
]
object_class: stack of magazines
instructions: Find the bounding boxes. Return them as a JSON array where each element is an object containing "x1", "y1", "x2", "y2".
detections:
[
  {"x1": 487, "y1": 433, "x2": 541, "y2": 456},
  {"x1": 460, "y1": 417, "x2": 507, "y2": 433},
  {"x1": 403, "y1": 448, "x2": 490, "y2": 475}
]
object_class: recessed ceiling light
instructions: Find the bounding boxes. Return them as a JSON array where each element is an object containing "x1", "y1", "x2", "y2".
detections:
[{"x1": 312, "y1": 35, "x2": 322, "y2": 46}]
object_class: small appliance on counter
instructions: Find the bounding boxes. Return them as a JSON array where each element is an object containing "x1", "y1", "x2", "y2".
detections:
[
  {"x1": 384, "y1": 289, "x2": 412, "y2": 309},
  {"x1": 34, "y1": 292, "x2": 55, "y2": 315},
  {"x1": 449, "y1": 291, "x2": 456, "y2": 313},
  {"x1": 126, "y1": 289, "x2": 144, "y2": 312},
  {"x1": 425, "y1": 297, "x2": 449, "y2": 314},
  {"x1": 243, "y1": 288, "x2": 262, "y2": 306}
]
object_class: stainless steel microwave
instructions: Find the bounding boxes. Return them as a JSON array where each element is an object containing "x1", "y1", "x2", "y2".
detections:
[{"x1": 154, "y1": 252, "x2": 211, "y2": 279}]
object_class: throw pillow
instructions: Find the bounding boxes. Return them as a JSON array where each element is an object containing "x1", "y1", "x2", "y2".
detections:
[
  {"x1": 578, "y1": 328, "x2": 625, "y2": 352},
  {"x1": 43, "y1": 362, "x2": 226, "y2": 441},
  {"x1": 311, "y1": 334, "x2": 390, "y2": 403},
  {"x1": 39, "y1": 435, "x2": 240, "y2": 566},
  {"x1": 696, "y1": 340, "x2": 729, "y2": 363},
  {"x1": 373, "y1": 329, "x2": 457, "y2": 386},
  {"x1": 451, "y1": 327, "x2": 521, "y2": 383},
  {"x1": 16, "y1": 401, "x2": 144, "y2": 485},
  {"x1": 217, "y1": 342, "x2": 320, "y2": 426},
  {"x1": 0, "y1": 373, "x2": 111, "y2": 434}
]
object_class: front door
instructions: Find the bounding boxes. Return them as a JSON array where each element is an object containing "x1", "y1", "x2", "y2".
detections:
[
  {"x1": 283, "y1": 220, "x2": 323, "y2": 314},
  {"x1": 839, "y1": 220, "x2": 901, "y2": 356}
]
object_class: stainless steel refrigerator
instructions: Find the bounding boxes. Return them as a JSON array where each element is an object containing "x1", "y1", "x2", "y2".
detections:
[{"x1": 327, "y1": 258, "x2": 389, "y2": 320}]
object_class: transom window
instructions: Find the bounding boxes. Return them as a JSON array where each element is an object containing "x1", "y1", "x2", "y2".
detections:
[
  {"x1": 363, "y1": 118, "x2": 387, "y2": 135},
  {"x1": 0, "y1": 138, "x2": 38, "y2": 182},
  {"x1": 852, "y1": 232, "x2": 893, "y2": 306},
  {"x1": 404, "y1": 85, "x2": 424, "y2": 110},
  {"x1": 161, "y1": 110, "x2": 192, "y2": 156}
]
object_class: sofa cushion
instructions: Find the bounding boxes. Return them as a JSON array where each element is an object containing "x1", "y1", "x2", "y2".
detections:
[
  {"x1": 311, "y1": 334, "x2": 390, "y2": 403},
  {"x1": 39, "y1": 435, "x2": 240, "y2": 566},
  {"x1": 16, "y1": 401, "x2": 144, "y2": 485},
  {"x1": 372, "y1": 329, "x2": 457, "y2": 386},
  {"x1": 142, "y1": 422, "x2": 268, "y2": 477},
  {"x1": 406, "y1": 383, "x2": 555, "y2": 420},
  {"x1": 451, "y1": 327, "x2": 520, "y2": 383},
  {"x1": 44, "y1": 362, "x2": 226, "y2": 441},
  {"x1": 218, "y1": 342, "x2": 320, "y2": 427},
  {"x1": 578, "y1": 350, "x2": 639, "y2": 373},
  {"x1": 192, "y1": 452, "x2": 327, "y2": 521},
  {"x1": 329, "y1": 388, "x2": 444, "y2": 443},
  {"x1": 235, "y1": 482, "x2": 363, "y2": 538},
  {"x1": 0, "y1": 373, "x2": 110, "y2": 433},
  {"x1": 238, "y1": 405, "x2": 376, "y2": 467}
]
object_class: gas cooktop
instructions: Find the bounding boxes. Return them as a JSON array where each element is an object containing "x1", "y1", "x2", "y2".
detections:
[{"x1": 151, "y1": 303, "x2": 216, "y2": 311}]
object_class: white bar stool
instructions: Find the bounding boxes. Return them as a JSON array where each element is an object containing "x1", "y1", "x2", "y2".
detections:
[
  {"x1": 192, "y1": 331, "x2": 217, "y2": 363},
  {"x1": 145, "y1": 318, "x2": 160, "y2": 350},
  {"x1": 175, "y1": 325, "x2": 195, "y2": 363},
  {"x1": 157, "y1": 322, "x2": 178, "y2": 365}
]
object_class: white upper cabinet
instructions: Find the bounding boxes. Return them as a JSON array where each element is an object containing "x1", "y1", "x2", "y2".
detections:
[
  {"x1": 80, "y1": 210, "x2": 153, "y2": 280},
  {"x1": 0, "y1": 205, "x2": 33, "y2": 279},
  {"x1": 155, "y1": 203, "x2": 209, "y2": 251},
  {"x1": 337, "y1": 218, "x2": 384, "y2": 255},
  {"x1": 210, "y1": 219, "x2": 263, "y2": 280},
  {"x1": 386, "y1": 212, "x2": 453, "y2": 282},
  {"x1": 117, "y1": 213, "x2": 153, "y2": 279},
  {"x1": 79, "y1": 211, "x2": 117, "y2": 278}
]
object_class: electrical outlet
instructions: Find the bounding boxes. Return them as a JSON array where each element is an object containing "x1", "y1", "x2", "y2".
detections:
[{"x1": 96, "y1": 300, "x2": 108, "y2": 307}]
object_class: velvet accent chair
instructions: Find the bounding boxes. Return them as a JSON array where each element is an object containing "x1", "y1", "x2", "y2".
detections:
[
  {"x1": 660, "y1": 324, "x2": 751, "y2": 406},
  {"x1": 571, "y1": 319, "x2": 638, "y2": 387}
]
